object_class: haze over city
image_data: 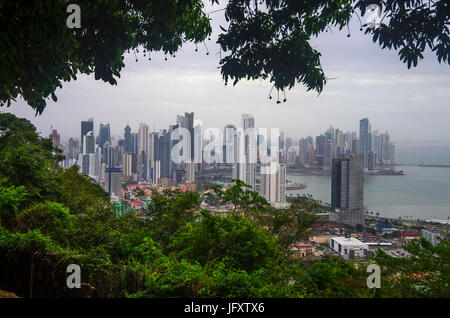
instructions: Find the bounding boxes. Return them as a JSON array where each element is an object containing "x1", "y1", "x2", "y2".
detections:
[{"x1": 4, "y1": 7, "x2": 450, "y2": 145}]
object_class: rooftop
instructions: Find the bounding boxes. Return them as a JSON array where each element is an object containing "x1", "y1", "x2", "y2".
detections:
[{"x1": 331, "y1": 236, "x2": 367, "y2": 246}]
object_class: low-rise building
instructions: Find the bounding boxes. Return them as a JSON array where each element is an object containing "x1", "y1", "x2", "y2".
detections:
[
  {"x1": 421, "y1": 229, "x2": 442, "y2": 245},
  {"x1": 290, "y1": 243, "x2": 314, "y2": 258},
  {"x1": 401, "y1": 232, "x2": 420, "y2": 244},
  {"x1": 330, "y1": 236, "x2": 368, "y2": 259}
]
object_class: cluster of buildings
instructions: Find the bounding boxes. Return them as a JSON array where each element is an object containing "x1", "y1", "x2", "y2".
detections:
[
  {"x1": 48, "y1": 116, "x2": 395, "y2": 215},
  {"x1": 49, "y1": 113, "x2": 289, "y2": 206},
  {"x1": 110, "y1": 183, "x2": 197, "y2": 217},
  {"x1": 50, "y1": 114, "x2": 198, "y2": 199},
  {"x1": 230, "y1": 114, "x2": 287, "y2": 206},
  {"x1": 48, "y1": 115, "x2": 448, "y2": 262},
  {"x1": 291, "y1": 219, "x2": 447, "y2": 260},
  {"x1": 296, "y1": 118, "x2": 395, "y2": 171}
]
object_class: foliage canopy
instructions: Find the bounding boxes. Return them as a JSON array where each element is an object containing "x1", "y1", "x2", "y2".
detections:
[
  {"x1": 0, "y1": 0, "x2": 448, "y2": 113},
  {"x1": 0, "y1": 112, "x2": 448, "y2": 298}
]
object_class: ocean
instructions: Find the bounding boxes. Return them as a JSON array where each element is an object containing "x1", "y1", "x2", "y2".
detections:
[{"x1": 287, "y1": 165, "x2": 450, "y2": 221}]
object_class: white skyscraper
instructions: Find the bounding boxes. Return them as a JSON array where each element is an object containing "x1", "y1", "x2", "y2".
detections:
[
  {"x1": 194, "y1": 120, "x2": 203, "y2": 171},
  {"x1": 232, "y1": 129, "x2": 245, "y2": 181},
  {"x1": 123, "y1": 153, "x2": 133, "y2": 177},
  {"x1": 152, "y1": 160, "x2": 161, "y2": 184},
  {"x1": 240, "y1": 114, "x2": 256, "y2": 189},
  {"x1": 88, "y1": 153, "x2": 96, "y2": 177},
  {"x1": 260, "y1": 163, "x2": 286, "y2": 204}
]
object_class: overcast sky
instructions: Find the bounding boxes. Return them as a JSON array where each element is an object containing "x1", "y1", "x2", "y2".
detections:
[{"x1": 3, "y1": 3, "x2": 450, "y2": 146}]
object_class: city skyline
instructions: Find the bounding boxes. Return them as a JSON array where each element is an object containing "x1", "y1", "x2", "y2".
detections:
[{"x1": 55, "y1": 111, "x2": 399, "y2": 201}]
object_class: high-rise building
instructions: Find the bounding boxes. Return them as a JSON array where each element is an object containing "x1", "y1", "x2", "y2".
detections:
[
  {"x1": 66, "y1": 137, "x2": 80, "y2": 161},
  {"x1": 151, "y1": 160, "x2": 160, "y2": 184},
  {"x1": 368, "y1": 150, "x2": 376, "y2": 171},
  {"x1": 81, "y1": 118, "x2": 94, "y2": 151},
  {"x1": 299, "y1": 136, "x2": 314, "y2": 166},
  {"x1": 105, "y1": 168, "x2": 122, "y2": 198},
  {"x1": 232, "y1": 128, "x2": 245, "y2": 182},
  {"x1": 260, "y1": 163, "x2": 286, "y2": 204},
  {"x1": 352, "y1": 138, "x2": 359, "y2": 155},
  {"x1": 124, "y1": 124, "x2": 133, "y2": 154},
  {"x1": 286, "y1": 137, "x2": 292, "y2": 150},
  {"x1": 49, "y1": 129, "x2": 60, "y2": 148},
  {"x1": 148, "y1": 131, "x2": 159, "y2": 178},
  {"x1": 159, "y1": 129, "x2": 171, "y2": 178},
  {"x1": 193, "y1": 120, "x2": 203, "y2": 171},
  {"x1": 330, "y1": 154, "x2": 365, "y2": 226},
  {"x1": 389, "y1": 142, "x2": 395, "y2": 162},
  {"x1": 168, "y1": 123, "x2": 179, "y2": 179},
  {"x1": 97, "y1": 123, "x2": 110, "y2": 148},
  {"x1": 83, "y1": 131, "x2": 95, "y2": 154},
  {"x1": 324, "y1": 140, "x2": 332, "y2": 169},
  {"x1": 103, "y1": 141, "x2": 116, "y2": 168},
  {"x1": 184, "y1": 112, "x2": 195, "y2": 161},
  {"x1": 359, "y1": 118, "x2": 371, "y2": 169},
  {"x1": 123, "y1": 153, "x2": 133, "y2": 178},
  {"x1": 240, "y1": 114, "x2": 256, "y2": 189},
  {"x1": 131, "y1": 133, "x2": 138, "y2": 154},
  {"x1": 78, "y1": 153, "x2": 90, "y2": 175},
  {"x1": 186, "y1": 162, "x2": 195, "y2": 183},
  {"x1": 94, "y1": 147, "x2": 102, "y2": 181},
  {"x1": 380, "y1": 131, "x2": 390, "y2": 163},
  {"x1": 316, "y1": 135, "x2": 326, "y2": 165},
  {"x1": 224, "y1": 124, "x2": 236, "y2": 164},
  {"x1": 88, "y1": 153, "x2": 96, "y2": 177},
  {"x1": 138, "y1": 123, "x2": 150, "y2": 181},
  {"x1": 172, "y1": 168, "x2": 184, "y2": 186}
]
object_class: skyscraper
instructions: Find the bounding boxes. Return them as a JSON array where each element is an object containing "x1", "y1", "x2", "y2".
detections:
[
  {"x1": 330, "y1": 154, "x2": 365, "y2": 226},
  {"x1": 67, "y1": 138, "x2": 79, "y2": 160},
  {"x1": 105, "y1": 168, "x2": 122, "y2": 199},
  {"x1": 193, "y1": 120, "x2": 203, "y2": 171},
  {"x1": 123, "y1": 153, "x2": 133, "y2": 178},
  {"x1": 184, "y1": 112, "x2": 195, "y2": 162},
  {"x1": 81, "y1": 118, "x2": 94, "y2": 151},
  {"x1": 260, "y1": 163, "x2": 286, "y2": 205},
  {"x1": 148, "y1": 131, "x2": 159, "y2": 179},
  {"x1": 138, "y1": 123, "x2": 150, "y2": 181},
  {"x1": 159, "y1": 129, "x2": 171, "y2": 178},
  {"x1": 131, "y1": 133, "x2": 138, "y2": 154},
  {"x1": 152, "y1": 160, "x2": 161, "y2": 184},
  {"x1": 240, "y1": 114, "x2": 256, "y2": 189},
  {"x1": 186, "y1": 162, "x2": 195, "y2": 183},
  {"x1": 49, "y1": 129, "x2": 60, "y2": 148},
  {"x1": 124, "y1": 124, "x2": 133, "y2": 154},
  {"x1": 83, "y1": 131, "x2": 95, "y2": 154},
  {"x1": 168, "y1": 123, "x2": 179, "y2": 180},
  {"x1": 352, "y1": 138, "x2": 359, "y2": 155},
  {"x1": 359, "y1": 118, "x2": 371, "y2": 169},
  {"x1": 224, "y1": 124, "x2": 236, "y2": 164},
  {"x1": 78, "y1": 153, "x2": 90, "y2": 175},
  {"x1": 389, "y1": 142, "x2": 395, "y2": 162},
  {"x1": 299, "y1": 137, "x2": 313, "y2": 166},
  {"x1": 232, "y1": 128, "x2": 245, "y2": 182},
  {"x1": 103, "y1": 141, "x2": 116, "y2": 168},
  {"x1": 97, "y1": 123, "x2": 110, "y2": 148}
]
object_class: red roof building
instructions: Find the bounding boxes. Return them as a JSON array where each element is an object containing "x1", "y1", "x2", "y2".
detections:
[
  {"x1": 401, "y1": 232, "x2": 420, "y2": 239},
  {"x1": 401, "y1": 232, "x2": 420, "y2": 243}
]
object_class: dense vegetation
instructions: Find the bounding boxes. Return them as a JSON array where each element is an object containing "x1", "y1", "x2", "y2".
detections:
[
  {"x1": 1, "y1": 1, "x2": 448, "y2": 113},
  {"x1": 0, "y1": 112, "x2": 448, "y2": 297}
]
